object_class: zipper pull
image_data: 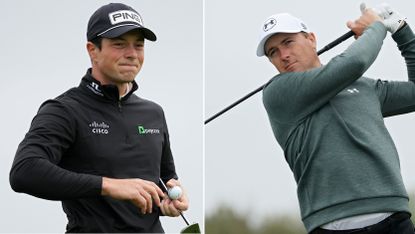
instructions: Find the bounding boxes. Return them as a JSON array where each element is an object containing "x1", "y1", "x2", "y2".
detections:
[{"x1": 118, "y1": 101, "x2": 122, "y2": 112}]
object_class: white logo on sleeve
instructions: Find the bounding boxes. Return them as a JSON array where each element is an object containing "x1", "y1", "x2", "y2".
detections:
[
  {"x1": 109, "y1": 10, "x2": 143, "y2": 25},
  {"x1": 347, "y1": 88, "x2": 360, "y2": 94}
]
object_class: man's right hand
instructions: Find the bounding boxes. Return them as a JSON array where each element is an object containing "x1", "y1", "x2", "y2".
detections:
[
  {"x1": 347, "y1": 3, "x2": 383, "y2": 38},
  {"x1": 101, "y1": 177, "x2": 165, "y2": 214}
]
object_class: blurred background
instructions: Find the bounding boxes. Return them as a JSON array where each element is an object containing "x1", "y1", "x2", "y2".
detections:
[
  {"x1": 205, "y1": 0, "x2": 415, "y2": 233},
  {"x1": 205, "y1": 197, "x2": 415, "y2": 233}
]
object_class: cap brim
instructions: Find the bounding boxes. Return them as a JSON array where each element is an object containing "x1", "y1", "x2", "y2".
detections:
[
  {"x1": 100, "y1": 25, "x2": 157, "y2": 41},
  {"x1": 256, "y1": 29, "x2": 309, "y2": 57},
  {"x1": 256, "y1": 33, "x2": 275, "y2": 57}
]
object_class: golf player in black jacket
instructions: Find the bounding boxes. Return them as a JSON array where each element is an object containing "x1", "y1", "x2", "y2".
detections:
[{"x1": 9, "y1": 3, "x2": 188, "y2": 233}]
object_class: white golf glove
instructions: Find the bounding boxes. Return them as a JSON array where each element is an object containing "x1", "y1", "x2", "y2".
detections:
[{"x1": 361, "y1": 2, "x2": 406, "y2": 34}]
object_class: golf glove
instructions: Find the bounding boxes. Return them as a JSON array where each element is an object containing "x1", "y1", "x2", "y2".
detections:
[{"x1": 362, "y1": 2, "x2": 406, "y2": 34}]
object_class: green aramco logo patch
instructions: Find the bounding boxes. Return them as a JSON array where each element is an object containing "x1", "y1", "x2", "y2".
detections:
[{"x1": 137, "y1": 125, "x2": 161, "y2": 135}]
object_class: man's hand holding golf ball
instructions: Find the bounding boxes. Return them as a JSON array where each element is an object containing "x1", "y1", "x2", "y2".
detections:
[
  {"x1": 101, "y1": 177, "x2": 188, "y2": 217},
  {"x1": 160, "y1": 179, "x2": 189, "y2": 217}
]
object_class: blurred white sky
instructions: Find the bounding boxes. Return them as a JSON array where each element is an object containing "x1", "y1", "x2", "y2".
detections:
[
  {"x1": 0, "y1": 0, "x2": 202, "y2": 233},
  {"x1": 206, "y1": 0, "x2": 415, "y2": 226}
]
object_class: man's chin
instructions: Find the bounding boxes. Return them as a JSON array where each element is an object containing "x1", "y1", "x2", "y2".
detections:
[{"x1": 119, "y1": 72, "x2": 138, "y2": 81}]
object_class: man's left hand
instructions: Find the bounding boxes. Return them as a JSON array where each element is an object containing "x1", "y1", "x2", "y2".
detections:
[{"x1": 160, "y1": 179, "x2": 189, "y2": 217}]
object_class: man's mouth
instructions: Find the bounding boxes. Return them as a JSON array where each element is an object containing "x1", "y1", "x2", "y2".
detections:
[
  {"x1": 285, "y1": 62, "x2": 297, "y2": 72},
  {"x1": 119, "y1": 63, "x2": 138, "y2": 68}
]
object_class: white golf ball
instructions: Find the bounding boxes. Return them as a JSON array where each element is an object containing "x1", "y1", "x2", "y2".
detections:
[{"x1": 168, "y1": 186, "x2": 182, "y2": 200}]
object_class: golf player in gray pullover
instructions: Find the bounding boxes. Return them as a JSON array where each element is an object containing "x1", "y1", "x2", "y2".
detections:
[{"x1": 258, "y1": 3, "x2": 415, "y2": 234}]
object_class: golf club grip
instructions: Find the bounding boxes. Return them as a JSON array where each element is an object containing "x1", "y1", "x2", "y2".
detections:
[
  {"x1": 317, "y1": 30, "x2": 354, "y2": 55},
  {"x1": 205, "y1": 30, "x2": 355, "y2": 125}
]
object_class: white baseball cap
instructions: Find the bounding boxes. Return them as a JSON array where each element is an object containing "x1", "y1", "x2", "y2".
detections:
[{"x1": 256, "y1": 13, "x2": 310, "y2": 57}]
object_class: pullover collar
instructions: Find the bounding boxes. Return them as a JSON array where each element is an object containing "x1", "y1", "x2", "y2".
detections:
[{"x1": 80, "y1": 68, "x2": 138, "y2": 102}]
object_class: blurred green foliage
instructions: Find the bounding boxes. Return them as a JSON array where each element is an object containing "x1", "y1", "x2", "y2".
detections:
[
  {"x1": 205, "y1": 205, "x2": 305, "y2": 234},
  {"x1": 205, "y1": 206, "x2": 255, "y2": 234},
  {"x1": 206, "y1": 192, "x2": 415, "y2": 234}
]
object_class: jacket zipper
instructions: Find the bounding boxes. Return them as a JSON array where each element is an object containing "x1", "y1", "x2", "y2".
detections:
[{"x1": 118, "y1": 100, "x2": 122, "y2": 112}]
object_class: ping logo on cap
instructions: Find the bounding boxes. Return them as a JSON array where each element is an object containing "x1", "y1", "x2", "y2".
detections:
[
  {"x1": 109, "y1": 10, "x2": 143, "y2": 25},
  {"x1": 263, "y1": 18, "x2": 277, "y2": 32}
]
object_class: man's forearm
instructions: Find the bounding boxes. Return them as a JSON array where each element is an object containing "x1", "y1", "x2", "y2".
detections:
[
  {"x1": 378, "y1": 23, "x2": 415, "y2": 117},
  {"x1": 10, "y1": 157, "x2": 102, "y2": 200},
  {"x1": 393, "y1": 23, "x2": 415, "y2": 81}
]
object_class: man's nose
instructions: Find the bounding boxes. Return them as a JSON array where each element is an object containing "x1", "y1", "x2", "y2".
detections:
[
  {"x1": 279, "y1": 47, "x2": 290, "y2": 61},
  {"x1": 124, "y1": 44, "x2": 138, "y2": 59}
]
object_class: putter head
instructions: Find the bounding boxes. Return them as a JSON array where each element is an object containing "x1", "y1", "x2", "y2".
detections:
[{"x1": 180, "y1": 223, "x2": 201, "y2": 233}]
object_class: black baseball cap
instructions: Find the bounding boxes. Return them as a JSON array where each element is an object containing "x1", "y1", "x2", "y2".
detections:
[{"x1": 87, "y1": 3, "x2": 156, "y2": 41}]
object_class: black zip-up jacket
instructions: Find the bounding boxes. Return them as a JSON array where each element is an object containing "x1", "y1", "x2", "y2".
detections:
[{"x1": 10, "y1": 69, "x2": 177, "y2": 232}]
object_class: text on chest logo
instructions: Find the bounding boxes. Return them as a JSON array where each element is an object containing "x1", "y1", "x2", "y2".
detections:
[
  {"x1": 89, "y1": 121, "x2": 110, "y2": 135},
  {"x1": 137, "y1": 125, "x2": 160, "y2": 135}
]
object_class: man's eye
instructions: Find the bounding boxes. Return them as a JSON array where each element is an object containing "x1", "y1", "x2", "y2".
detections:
[
  {"x1": 285, "y1": 40, "x2": 293, "y2": 45},
  {"x1": 268, "y1": 49, "x2": 276, "y2": 57},
  {"x1": 113, "y1": 42, "x2": 124, "y2": 47}
]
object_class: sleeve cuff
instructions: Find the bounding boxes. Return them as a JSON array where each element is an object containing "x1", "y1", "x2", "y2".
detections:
[{"x1": 392, "y1": 23, "x2": 415, "y2": 46}]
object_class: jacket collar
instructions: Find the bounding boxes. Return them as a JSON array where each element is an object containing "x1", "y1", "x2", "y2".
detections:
[{"x1": 80, "y1": 68, "x2": 138, "y2": 102}]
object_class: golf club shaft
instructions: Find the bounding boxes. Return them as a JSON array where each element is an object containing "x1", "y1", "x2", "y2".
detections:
[
  {"x1": 205, "y1": 30, "x2": 355, "y2": 125},
  {"x1": 158, "y1": 178, "x2": 190, "y2": 226}
]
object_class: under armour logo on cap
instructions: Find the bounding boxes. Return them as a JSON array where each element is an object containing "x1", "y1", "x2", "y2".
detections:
[{"x1": 263, "y1": 18, "x2": 277, "y2": 32}]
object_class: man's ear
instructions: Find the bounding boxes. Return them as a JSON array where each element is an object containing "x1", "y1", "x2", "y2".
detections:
[
  {"x1": 86, "y1": 42, "x2": 98, "y2": 62},
  {"x1": 308, "y1": 32, "x2": 317, "y2": 51}
]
